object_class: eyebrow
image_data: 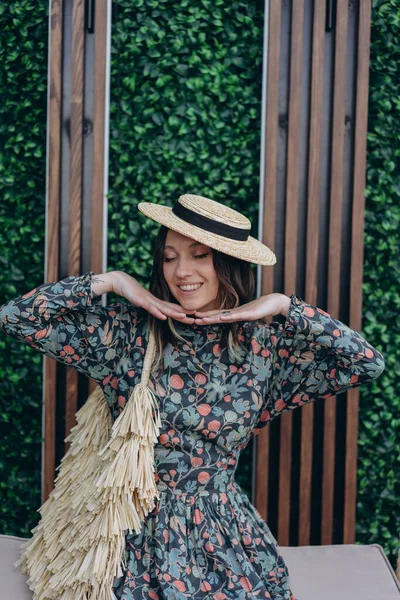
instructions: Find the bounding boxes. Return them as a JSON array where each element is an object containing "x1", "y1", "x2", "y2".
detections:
[{"x1": 163, "y1": 241, "x2": 207, "y2": 251}]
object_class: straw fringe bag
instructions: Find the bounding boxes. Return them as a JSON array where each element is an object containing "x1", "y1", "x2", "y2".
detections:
[{"x1": 17, "y1": 331, "x2": 160, "y2": 600}]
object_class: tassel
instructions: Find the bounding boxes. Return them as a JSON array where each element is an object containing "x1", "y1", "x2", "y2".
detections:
[{"x1": 18, "y1": 331, "x2": 159, "y2": 599}]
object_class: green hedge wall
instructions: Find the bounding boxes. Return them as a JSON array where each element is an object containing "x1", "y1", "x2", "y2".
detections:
[
  {"x1": 107, "y1": 0, "x2": 265, "y2": 494},
  {"x1": 0, "y1": 1, "x2": 48, "y2": 536},
  {"x1": 0, "y1": 0, "x2": 398, "y2": 569},
  {"x1": 356, "y1": 0, "x2": 400, "y2": 564}
]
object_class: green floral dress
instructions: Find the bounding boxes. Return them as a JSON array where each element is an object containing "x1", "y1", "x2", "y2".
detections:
[{"x1": 0, "y1": 272, "x2": 385, "y2": 600}]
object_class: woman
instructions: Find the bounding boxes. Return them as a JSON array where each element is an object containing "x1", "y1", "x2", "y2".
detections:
[{"x1": 0, "y1": 194, "x2": 385, "y2": 600}]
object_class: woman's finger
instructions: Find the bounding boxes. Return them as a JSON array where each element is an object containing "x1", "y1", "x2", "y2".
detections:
[
  {"x1": 154, "y1": 301, "x2": 186, "y2": 318},
  {"x1": 143, "y1": 291, "x2": 187, "y2": 316},
  {"x1": 194, "y1": 308, "x2": 232, "y2": 317},
  {"x1": 194, "y1": 311, "x2": 241, "y2": 324},
  {"x1": 194, "y1": 300, "x2": 258, "y2": 318},
  {"x1": 195, "y1": 307, "x2": 265, "y2": 324},
  {"x1": 163, "y1": 301, "x2": 188, "y2": 312},
  {"x1": 148, "y1": 301, "x2": 196, "y2": 324},
  {"x1": 147, "y1": 305, "x2": 168, "y2": 320},
  {"x1": 176, "y1": 315, "x2": 196, "y2": 324},
  {"x1": 147, "y1": 305, "x2": 194, "y2": 323},
  {"x1": 220, "y1": 314, "x2": 261, "y2": 322}
]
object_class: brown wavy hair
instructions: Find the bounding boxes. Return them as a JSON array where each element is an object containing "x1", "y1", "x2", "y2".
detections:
[{"x1": 147, "y1": 225, "x2": 255, "y2": 372}]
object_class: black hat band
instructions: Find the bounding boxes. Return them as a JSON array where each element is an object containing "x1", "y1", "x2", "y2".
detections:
[{"x1": 172, "y1": 202, "x2": 250, "y2": 242}]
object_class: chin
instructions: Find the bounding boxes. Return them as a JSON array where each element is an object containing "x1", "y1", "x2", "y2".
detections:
[
  {"x1": 182, "y1": 303, "x2": 203, "y2": 314},
  {"x1": 180, "y1": 303, "x2": 204, "y2": 314},
  {"x1": 192, "y1": 302, "x2": 217, "y2": 313},
  {"x1": 171, "y1": 290, "x2": 219, "y2": 313}
]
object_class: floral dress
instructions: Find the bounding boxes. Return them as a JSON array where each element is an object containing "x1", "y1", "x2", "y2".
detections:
[{"x1": 0, "y1": 272, "x2": 385, "y2": 600}]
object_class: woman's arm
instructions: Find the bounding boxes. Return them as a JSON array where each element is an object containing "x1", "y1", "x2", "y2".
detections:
[
  {"x1": 0, "y1": 271, "x2": 134, "y2": 382},
  {"x1": 259, "y1": 294, "x2": 385, "y2": 424},
  {"x1": 0, "y1": 269, "x2": 200, "y2": 384}
]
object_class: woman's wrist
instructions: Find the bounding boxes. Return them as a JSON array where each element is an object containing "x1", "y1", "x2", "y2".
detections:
[
  {"x1": 279, "y1": 294, "x2": 292, "y2": 318},
  {"x1": 91, "y1": 272, "x2": 119, "y2": 298}
]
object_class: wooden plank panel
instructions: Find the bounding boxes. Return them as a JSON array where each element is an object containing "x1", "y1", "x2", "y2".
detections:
[
  {"x1": 43, "y1": 0, "x2": 63, "y2": 501},
  {"x1": 320, "y1": 0, "x2": 349, "y2": 545},
  {"x1": 344, "y1": 0, "x2": 372, "y2": 544},
  {"x1": 278, "y1": 0, "x2": 304, "y2": 546},
  {"x1": 298, "y1": 0, "x2": 326, "y2": 546},
  {"x1": 88, "y1": 0, "x2": 109, "y2": 396},
  {"x1": 66, "y1": 0, "x2": 85, "y2": 439},
  {"x1": 256, "y1": 0, "x2": 282, "y2": 521}
]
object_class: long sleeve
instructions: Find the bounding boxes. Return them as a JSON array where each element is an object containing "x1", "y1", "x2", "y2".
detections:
[
  {"x1": 0, "y1": 271, "x2": 139, "y2": 383},
  {"x1": 255, "y1": 294, "x2": 385, "y2": 428}
]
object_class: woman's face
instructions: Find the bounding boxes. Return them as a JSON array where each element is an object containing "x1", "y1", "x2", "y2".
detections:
[{"x1": 162, "y1": 229, "x2": 220, "y2": 313}]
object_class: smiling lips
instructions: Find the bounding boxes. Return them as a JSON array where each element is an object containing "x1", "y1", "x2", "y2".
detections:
[{"x1": 177, "y1": 283, "x2": 204, "y2": 293}]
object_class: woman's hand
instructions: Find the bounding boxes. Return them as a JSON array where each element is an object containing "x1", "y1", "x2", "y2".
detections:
[
  {"x1": 193, "y1": 293, "x2": 291, "y2": 325},
  {"x1": 111, "y1": 271, "x2": 195, "y2": 323}
]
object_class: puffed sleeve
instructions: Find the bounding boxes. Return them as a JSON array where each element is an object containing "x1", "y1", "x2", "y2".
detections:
[
  {"x1": 253, "y1": 294, "x2": 385, "y2": 432},
  {"x1": 0, "y1": 271, "x2": 142, "y2": 383}
]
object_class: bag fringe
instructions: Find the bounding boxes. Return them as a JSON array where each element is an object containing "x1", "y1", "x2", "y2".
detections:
[{"x1": 18, "y1": 331, "x2": 160, "y2": 599}]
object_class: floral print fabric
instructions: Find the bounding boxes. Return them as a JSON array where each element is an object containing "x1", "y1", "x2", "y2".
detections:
[{"x1": 0, "y1": 272, "x2": 385, "y2": 599}]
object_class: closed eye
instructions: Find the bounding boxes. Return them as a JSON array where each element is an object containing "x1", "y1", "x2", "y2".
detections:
[{"x1": 163, "y1": 252, "x2": 210, "y2": 262}]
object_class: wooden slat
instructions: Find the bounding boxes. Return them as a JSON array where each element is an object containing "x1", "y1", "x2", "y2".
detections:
[
  {"x1": 256, "y1": 0, "x2": 282, "y2": 522},
  {"x1": 321, "y1": 0, "x2": 349, "y2": 545},
  {"x1": 88, "y1": 0, "x2": 109, "y2": 396},
  {"x1": 278, "y1": 0, "x2": 305, "y2": 546},
  {"x1": 91, "y1": 0, "x2": 107, "y2": 275},
  {"x1": 344, "y1": 0, "x2": 372, "y2": 544},
  {"x1": 43, "y1": 0, "x2": 63, "y2": 501},
  {"x1": 298, "y1": 0, "x2": 326, "y2": 546},
  {"x1": 66, "y1": 0, "x2": 85, "y2": 439},
  {"x1": 261, "y1": 0, "x2": 282, "y2": 300}
]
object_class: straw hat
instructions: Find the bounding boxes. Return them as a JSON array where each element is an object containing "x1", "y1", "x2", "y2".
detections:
[{"x1": 138, "y1": 194, "x2": 276, "y2": 266}]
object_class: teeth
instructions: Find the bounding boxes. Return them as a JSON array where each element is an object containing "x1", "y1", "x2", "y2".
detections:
[{"x1": 179, "y1": 284, "x2": 202, "y2": 291}]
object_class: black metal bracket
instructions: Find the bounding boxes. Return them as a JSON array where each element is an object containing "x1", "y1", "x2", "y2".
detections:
[
  {"x1": 325, "y1": 0, "x2": 336, "y2": 32},
  {"x1": 85, "y1": 0, "x2": 95, "y2": 33}
]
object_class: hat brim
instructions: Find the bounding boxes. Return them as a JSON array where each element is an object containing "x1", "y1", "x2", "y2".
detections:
[{"x1": 138, "y1": 202, "x2": 276, "y2": 266}]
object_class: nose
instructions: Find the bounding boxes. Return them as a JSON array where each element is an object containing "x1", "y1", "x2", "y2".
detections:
[{"x1": 175, "y1": 257, "x2": 194, "y2": 279}]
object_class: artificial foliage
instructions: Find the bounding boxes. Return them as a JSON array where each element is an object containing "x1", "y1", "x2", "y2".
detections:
[
  {"x1": 107, "y1": 0, "x2": 266, "y2": 494},
  {"x1": 356, "y1": 0, "x2": 400, "y2": 565},
  {"x1": 0, "y1": 1, "x2": 48, "y2": 536}
]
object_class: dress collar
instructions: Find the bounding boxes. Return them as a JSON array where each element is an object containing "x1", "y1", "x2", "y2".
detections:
[{"x1": 173, "y1": 319, "x2": 230, "y2": 337}]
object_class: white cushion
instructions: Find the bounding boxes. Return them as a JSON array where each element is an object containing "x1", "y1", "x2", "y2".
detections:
[
  {"x1": 0, "y1": 535, "x2": 32, "y2": 599},
  {"x1": 1, "y1": 535, "x2": 399, "y2": 599},
  {"x1": 280, "y1": 544, "x2": 400, "y2": 600}
]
